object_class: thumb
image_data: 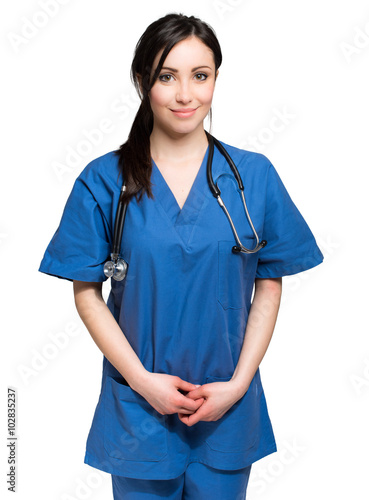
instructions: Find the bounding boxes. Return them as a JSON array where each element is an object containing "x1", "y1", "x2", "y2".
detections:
[
  {"x1": 185, "y1": 386, "x2": 206, "y2": 400},
  {"x1": 176, "y1": 379, "x2": 201, "y2": 393}
]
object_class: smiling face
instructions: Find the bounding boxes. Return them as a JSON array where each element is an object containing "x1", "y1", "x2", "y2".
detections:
[{"x1": 148, "y1": 36, "x2": 218, "y2": 137}]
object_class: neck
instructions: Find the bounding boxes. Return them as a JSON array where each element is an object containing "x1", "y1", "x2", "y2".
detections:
[{"x1": 150, "y1": 125, "x2": 209, "y2": 163}]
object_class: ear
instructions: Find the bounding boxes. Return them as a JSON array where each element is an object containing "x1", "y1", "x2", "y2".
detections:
[{"x1": 215, "y1": 69, "x2": 219, "y2": 81}]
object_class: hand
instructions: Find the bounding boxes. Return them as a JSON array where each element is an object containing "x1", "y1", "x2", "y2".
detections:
[
  {"x1": 135, "y1": 372, "x2": 205, "y2": 416},
  {"x1": 178, "y1": 381, "x2": 244, "y2": 427}
]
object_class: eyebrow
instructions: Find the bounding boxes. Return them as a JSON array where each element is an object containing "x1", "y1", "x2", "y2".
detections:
[{"x1": 160, "y1": 66, "x2": 212, "y2": 72}]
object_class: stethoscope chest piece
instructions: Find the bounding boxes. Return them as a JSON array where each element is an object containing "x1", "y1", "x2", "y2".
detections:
[
  {"x1": 104, "y1": 133, "x2": 267, "y2": 281},
  {"x1": 104, "y1": 180, "x2": 129, "y2": 281},
  {"x1": 104, "y1": 256, "x2": 128, "y2": 281}
]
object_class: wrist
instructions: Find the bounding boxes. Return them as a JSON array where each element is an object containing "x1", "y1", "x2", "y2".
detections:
[
  {"x1": 126, "y1": 368, "x2": 151, "y2": 394},
  {"x1": 228, "y1": 377, "x2": 250, "y2": 401}
]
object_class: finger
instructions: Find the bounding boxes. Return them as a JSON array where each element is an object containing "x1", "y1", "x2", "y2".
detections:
[
  {"x1": 176, "y1": 409, "x2": 194, "y2": 415},
  {"x1": 179, "y1": 397, "x2": 204, "y2": 413},
  {"x1": 178, "y1": 402, "x2": 210, "y2": 425},
  {"x1": 184, "y1": 403, "x2": 210, "y2": 426},
  {"x1": 178, "y1": 413, "x2": 190, "y2": 425},
  {"x1": 176, "y1": 378, "x2": 201, "y2": 393},
  {"x1": 184, "y1": 412, "x2": 204, "y2": 426},
  {"x1": 185, "y1": 387, "x2": 207, "y2": 400},
  {"x1": 177, "y1": 393, "x2": 203, "y2": 412},
  {"x1": 195, "y1": 397, "x2": 205, "y2": 407},
  {"x1": 178, "y1": 403, "x2": 209, "y2": 426},
  {"x1": 180, "y1": 412, "x2": 200, "y2": 426}
]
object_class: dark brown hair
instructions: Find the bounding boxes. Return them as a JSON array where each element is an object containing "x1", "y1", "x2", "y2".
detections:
[{"x1": 114, "y1": 13, "x2": 222, "y2": 204}]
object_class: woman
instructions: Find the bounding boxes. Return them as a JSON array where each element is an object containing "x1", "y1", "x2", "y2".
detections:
[{"x1": 39, "y1": 13, "x2": 323, "y2": 499}]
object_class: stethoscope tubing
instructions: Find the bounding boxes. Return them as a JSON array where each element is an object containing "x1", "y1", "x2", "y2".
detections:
[
  {"x1": 104, "y1": 133, "x2": 267, "y2": 280},
  {"x1": 112, "y1": 183, "x2": 127, "y2": 258},
  {"x1": 206, "y1": 132, "x2": 244, "y2": 195},
  {"x1": 205, "y1": 132, "x2": 266, "y2": 254}
]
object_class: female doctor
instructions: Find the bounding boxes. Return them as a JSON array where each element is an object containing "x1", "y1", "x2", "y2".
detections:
[{"x1": 39, "y1": 13, "x2": 323, "y2": 500}]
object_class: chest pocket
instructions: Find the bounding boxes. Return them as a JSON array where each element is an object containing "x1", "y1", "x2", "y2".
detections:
[{"x1": 217, "y1": 239, "x2": 258, "y2": 310}]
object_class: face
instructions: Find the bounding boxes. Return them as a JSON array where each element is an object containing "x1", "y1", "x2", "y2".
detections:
[{"x1": 148, "y1": 36, "x2": 218, "y2": 137}]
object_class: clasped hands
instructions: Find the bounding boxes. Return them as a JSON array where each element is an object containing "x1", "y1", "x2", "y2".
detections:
[
  {"x1": 138, "y1": 373, "x2": 244, "y2": 427},
  {"x1": 177, "y1": 379, "x2": 239, "y2": 426}
]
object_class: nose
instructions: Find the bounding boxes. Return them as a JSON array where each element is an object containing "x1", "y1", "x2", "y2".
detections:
[{"x1": 176, "y1": 80, "x2": 193, "y2": 104}]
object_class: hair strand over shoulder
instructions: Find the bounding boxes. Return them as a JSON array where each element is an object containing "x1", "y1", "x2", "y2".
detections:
[{"x1": 114, "y1": 13, "x2": 222, "y2": 205}]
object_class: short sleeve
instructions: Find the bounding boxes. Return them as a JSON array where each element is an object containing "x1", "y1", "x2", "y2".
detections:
[
  {"x1": 255, "y1": 163, "x2": 324, "y2": 279},
  {"x1": 39, "y1": 170, "x2": 113, "y2": 282}
]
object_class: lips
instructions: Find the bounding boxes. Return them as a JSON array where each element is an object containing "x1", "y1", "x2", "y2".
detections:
[{"x1": 170, "y1": 108, "x2": 197, "y2": 117}]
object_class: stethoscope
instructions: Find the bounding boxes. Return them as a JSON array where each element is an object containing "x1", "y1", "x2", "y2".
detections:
[{"x1": 104, "y1": 132, "x2": 267, "y2": 281}]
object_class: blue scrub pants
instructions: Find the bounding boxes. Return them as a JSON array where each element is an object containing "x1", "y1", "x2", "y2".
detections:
[{"x1": 111, "y1": 462, "x2": 251, "y2": 499}]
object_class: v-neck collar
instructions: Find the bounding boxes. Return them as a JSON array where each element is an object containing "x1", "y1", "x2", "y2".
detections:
[{"x1": 151, "y1": 146, "x2": 210, "y2": 246}]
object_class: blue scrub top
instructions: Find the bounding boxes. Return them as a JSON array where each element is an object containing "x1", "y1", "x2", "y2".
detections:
[{"x1": 39, "y1": 140, "x2": 323, "y2": 479}]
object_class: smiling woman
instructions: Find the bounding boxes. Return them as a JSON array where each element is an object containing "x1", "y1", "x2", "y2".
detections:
[
  {"x1": 147, "y1": 36, "x2": 219, "y2": 209},
  {"x1": 38, "y1": 12, "x2": 323, "y2": 500},
  {"x1": 149, "y1": 37, "x2": 217, "y2": 135}
]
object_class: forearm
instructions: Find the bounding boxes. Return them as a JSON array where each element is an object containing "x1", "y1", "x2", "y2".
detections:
[
  {"x1": 230, "y1": 277, "x2": 282, "y2": 398},
  {"x1": 73, "y1": 281, "x2": 204, "y2": 416},
  {"x1": 73, "y1": 281, "x2": 149, "y2": 391}
]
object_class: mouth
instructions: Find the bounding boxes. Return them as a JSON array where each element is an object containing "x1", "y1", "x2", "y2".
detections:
[{"x1": 170, "y1": 108, "x2": 198, "y2": 118}]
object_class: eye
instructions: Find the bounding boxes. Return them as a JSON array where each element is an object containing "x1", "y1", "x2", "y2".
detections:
[
  {"x1": 194, "y1": 73, "x2": 208, "y2": 81},
  {"x1": 158, "y1": 74, "x2": 174, "y2": 82}
]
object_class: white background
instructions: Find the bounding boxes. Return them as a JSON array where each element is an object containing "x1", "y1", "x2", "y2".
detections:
[{"x1": 1, "y1": 0, "x2": 368, "y2": 498}]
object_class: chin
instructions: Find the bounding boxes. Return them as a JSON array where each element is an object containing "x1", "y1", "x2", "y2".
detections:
[{"x1": 170, "y1": 120, "x2": 207, "y2": 136}]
